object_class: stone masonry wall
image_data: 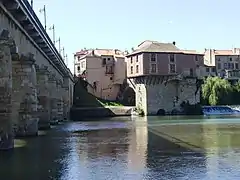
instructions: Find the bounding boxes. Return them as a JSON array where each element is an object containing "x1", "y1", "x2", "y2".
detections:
[
  {"x1": 36, "y1": 65, "x2": 50, "y2": 129},
  {"x1": 136, "y1": 77, "x2": 200, "y2": 115},
  {"x1": 0, "y1": 30, "x2": 14, "y2": 150},
  {"x1": 146, "y1": 82, "x2": 177, "y2": 114},
  {"x1": 56, "y1": 80, "x2": 64, "y2": 121},
  {"x1": 135, "y1": 84, "x2": 147, "y2": 114},
  {"x1": 12, "y1": 53, "x2": 38, "y2": 136},
  {"x1": 62, "y1": 86, "x2": 70, "y2": 120},
  {"x1": 62, "y1": 77, "x2": 70, "y2": 120},
  {"x1": 178, "y1": 78, "x2": 200, "y2": 106},
  {"x1": 48, "y1": 74, "x2": 58, "y2": 123}
]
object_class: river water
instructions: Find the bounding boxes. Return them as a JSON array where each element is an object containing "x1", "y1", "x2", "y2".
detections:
[{"x1": 1, "y1": 115, "x2": 240, "y2": 180}]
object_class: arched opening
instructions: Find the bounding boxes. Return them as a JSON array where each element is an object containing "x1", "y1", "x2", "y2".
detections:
[
  {"x1": 122, "y1": 87, "x2": 135, "y2": 106},
  {"x1": 157, "y1": 109, "x2": 166, "y2": 116}
]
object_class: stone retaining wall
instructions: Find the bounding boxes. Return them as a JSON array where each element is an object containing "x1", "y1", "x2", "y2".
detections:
[{"x1": 136, "y1": 77, "x2": 200, "y2": 115}]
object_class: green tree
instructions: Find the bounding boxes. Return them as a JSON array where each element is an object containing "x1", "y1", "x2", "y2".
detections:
[
  {"x1": 202, "y1": 76, "x2": 232, "y2": 105},
  {"x1": 231, "y1": 80, "x2": 240, "y2": 104}
]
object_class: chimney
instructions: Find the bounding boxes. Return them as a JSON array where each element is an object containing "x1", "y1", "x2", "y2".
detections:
[{"x1": 173, "y1": 41, "x2": 176, "y2": 45}]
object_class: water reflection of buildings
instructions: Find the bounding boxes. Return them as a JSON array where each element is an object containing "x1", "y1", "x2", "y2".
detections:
[
  {"x1": 203, "y1": 123, "x2": 219, "y2": 179},
  {"x1": 127, "y1": 116, "x2": 148, "y2": 171},
  {"x1": 76, "y1": 118, "x2": 148, "y2": 173},
  {"x1": 78, "y1": 127, "x2": 130, "y2": 159}
]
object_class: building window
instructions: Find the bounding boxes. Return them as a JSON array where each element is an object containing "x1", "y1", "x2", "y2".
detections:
[
  {"x1": 108, "y1": 58, "x2": 111, "y2": 61},
  {"x1": 150, "y1": 53, "x2": 156, "y2": 62},
  {"x1": 218, "y1": 58, "x2": 221, "y2": 61},
  {"x1": 130, "y1": 57, "x2": 133, "y2": 63},
  {"x1": 136, "y1": 65, "x2": 139, "y2": 73},
  {"x1": 190, "y1": 68, "x2": 193, "y2": 76},
  {"x1": 236, "y1": 63, "x2": 239, "y2": 69},
  {"x1": 77, "y1": 66, "x2": 80, "y2": 72},
  {"x1": 224, "y1": 63, "x2": 228, "y2": 69},
  {"x1": 150, "y1": 64, "x2": 157, "y2": 73},
  {"x1": 169, "y1": 64, "x2": 176, "y2": 73},
  {"x1": 81, "y1": 62, "x2": 84, "y2": 68},
  {"x1": 212, "y1": 67, "x2": 216, "y2": 72},
  {"x1": 106, "y1": 66, "x2": 113, "y2": 74},
  {"x1": 228, "y1": 63, "x2": 234, "y2": 69},
  {"x1": 169, "y1": 54, "x2": 175, "y2": 63},
  {"x1": 217, "y1": 63, "x2": 221, "y2": 69},
  {"x1": 130, "y1": 66, "x2": 133, "y2": 74},
  {"x1": 195, "y1": 55, "x2": 198, "y2": 61},
  {"x1": 206, "y1": 67, "x2": 209, "y2": 72},
  {"x1": 102, "y1": 58, "x2": 106, "y2": 65},
  {"x1": 229, "y1": 57, "x2": 232, "y2": 61},
  {"x1": 136, "y1": 55, "x2": 138, "y2": 62}
]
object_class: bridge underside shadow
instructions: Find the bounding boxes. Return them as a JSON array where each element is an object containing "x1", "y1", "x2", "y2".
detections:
[{"x1": 146, "y1": 130, "x2": 207, "y2": 178}]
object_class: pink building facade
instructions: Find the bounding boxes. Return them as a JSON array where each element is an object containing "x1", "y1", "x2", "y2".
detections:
[
  {"x1": 74, "y1": 49, "x2": 126, "y2": 100},
  {"x1": 125, "y1": 40, "x2": 204, "y2": 115},
  {"x1": 126, "y1": 40, "x2": 204, "y2": 78}
]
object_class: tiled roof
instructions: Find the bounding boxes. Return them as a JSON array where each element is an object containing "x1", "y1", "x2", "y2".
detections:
[
  {"x1": 214, "y1": 50, "x2": 235, "y2": 55},
  {"x1": 204, "y1": 49, "x2": 240, "y2": 56},
  {"x1": 94, "y1": 49, "x2": 125, "y2": 57},
  {"x1": 181, "y1": 50, "x2": 204, "y2": 55},
  {"x1": 127, "y1": 40, "x2": 202, "y2": 56},
  {"x1": 75, "y1": 48, "x2": 125, "y2": 60},
  {"x1": 130, "y1": 41, "x2": 180, "y2": 55}
]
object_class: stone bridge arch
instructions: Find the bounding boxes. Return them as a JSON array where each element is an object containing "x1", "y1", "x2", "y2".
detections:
[{"x1": 121, "y1": 86, "x2": 135, "y2": 106}]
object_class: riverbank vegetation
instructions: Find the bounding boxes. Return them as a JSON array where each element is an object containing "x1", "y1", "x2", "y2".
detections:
[
  {"x1": 201, "y1": 76, "x2": 240, "y2": 105},
  {"x1": 97, "y1": 99, "x2": 123, "y2": 107}
]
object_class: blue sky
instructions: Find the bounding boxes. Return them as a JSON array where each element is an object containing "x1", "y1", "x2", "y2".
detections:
[{"x1": 29, "y1": 0, "x2": 239, "y2": 73}]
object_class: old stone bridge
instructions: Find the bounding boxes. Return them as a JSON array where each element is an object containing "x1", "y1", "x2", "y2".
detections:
[{"x1": 0, "y1": 0, "x2": 74, "y2": 150}]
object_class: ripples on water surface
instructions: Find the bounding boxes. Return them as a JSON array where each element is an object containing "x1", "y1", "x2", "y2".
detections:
[{"x1": 1, "y1": 116, "x2": 240, "y2": 179}]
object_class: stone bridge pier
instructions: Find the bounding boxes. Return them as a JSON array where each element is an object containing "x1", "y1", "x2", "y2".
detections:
[
  {"x1": 12, "y1": 52, "x2": 38, "y2": 137},
  {"x1": 48, "y1": 74, "x2": 58, "y2": 124},
  {"x1": 133, "y1": 75, "x2": 200, "y2": 115},
  {"x1": 36, "y1": 65, "x2": 51, "y2": 129},
  {"x1": 0, "y1": 31, "x2": 14, "y2": 150},
  {"x1": 0, "y1": 31, "x2": 73, "y2": 150},
  {"x1": 56, "y1": 80, "x2": 64, "y2": 122},
  {"x1": 0, "y1": 0, "x2": 74, "y2": 150}
]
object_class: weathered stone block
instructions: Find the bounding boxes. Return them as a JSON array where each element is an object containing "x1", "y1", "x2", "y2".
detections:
[
  {"x1": 12, "y1": 53, "x2": 39, "y2": 137},
  {"x1": 0, "y1": 30, "x2": 14, "y2": 150},
  {"x1": 135, "y1": 76, "x2": 200, "y2": 115},
  {"x1": 35, "y1": 65, "x2": 51, "y2": 129}
]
